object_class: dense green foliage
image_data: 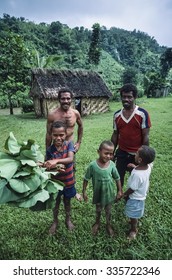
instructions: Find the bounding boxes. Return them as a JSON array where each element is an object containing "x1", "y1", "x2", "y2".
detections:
[
  {"x1": 88, "y1": 23, "x2": 101, "y2": 65},
  {"x1": 0, "y1": 97, "x2": 171, "y2": 260},
  {"x1": 0, "y1": 13, "x2": 171, "y2": 111},
  {"x1": 0, "y1": 13, "x2": 164, "y2": 70},
  {"x1": 0, "y1": 31, "x2": 30, "y2": 113}
]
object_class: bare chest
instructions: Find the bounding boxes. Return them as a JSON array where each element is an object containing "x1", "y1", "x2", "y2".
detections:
[{"x1": 55, "y1": 111, "x2": 76, "y2": 127}]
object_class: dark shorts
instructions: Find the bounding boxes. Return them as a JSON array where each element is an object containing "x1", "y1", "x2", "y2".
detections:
[
  {"x1": 115, "y1": 149, "x2": 136, "y2": 166},
  {"x1": 58, "y1": 185, "x2": 76, "y2": 199},
  {"x1": 114, "y1": 148, "x2": 136, "y2": 185}
]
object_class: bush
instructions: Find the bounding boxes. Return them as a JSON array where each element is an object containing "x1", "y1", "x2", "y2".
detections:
[
  {"x1": 137, "y1": 88, "x2": 145, "y2": 98},
  {"x1": 0, "y1": 94, "x2": 9, "y2": 109},
  {"x1": 21, "y1": 98, "x2": 34, "y2": 113}
]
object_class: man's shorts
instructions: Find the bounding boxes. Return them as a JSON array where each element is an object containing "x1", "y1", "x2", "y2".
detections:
[
  {"x1": 58, "y1": 185, "x2": 76, "y2": 199},
  {"x1": 125, "y1": 198, "x2": 145, "y2": 219}
]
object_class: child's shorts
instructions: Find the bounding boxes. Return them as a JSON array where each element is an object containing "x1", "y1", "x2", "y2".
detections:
[
  {"x1": 58, "y1": 185, "x2": 76, "y2": 199},
  {"x1": 125, "y1": 198, "x2": 145, "y2": 219}
]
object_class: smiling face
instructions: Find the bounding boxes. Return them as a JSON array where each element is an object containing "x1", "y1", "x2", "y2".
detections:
[
  {"x1": 98, "y1": 144, "x2": 114, "y2": 163},
  {"x1": 52, "y1": 127, "x2": 66, "y2": 147},
  {"x1": 121, "y1": 91, "x2": 136, "y2": 109},
  {"x1": 59, "y1": 92, "x2": 72, "y2": 111}
]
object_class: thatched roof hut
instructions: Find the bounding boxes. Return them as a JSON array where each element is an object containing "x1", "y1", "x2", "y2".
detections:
[{"x1": 29, "y1": 69, "x2": 112, "y2": 117}]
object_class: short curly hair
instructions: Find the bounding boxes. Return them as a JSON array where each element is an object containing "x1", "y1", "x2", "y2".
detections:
[
  {"x1": 120, "y1": 83, "x2": 138, "y2": 98},
  {"x1": 98, "y1": 140, "x2": 114, "y2": 151},
  {"x1": 58, "y1": 87, "x2": 74, "y2": 100},
  {"x1": 139, "y1": 145, "x2": 156, "y2": 164},
  {"x1": 51, "y1": 121, "x2": 67, "y2": 132}
]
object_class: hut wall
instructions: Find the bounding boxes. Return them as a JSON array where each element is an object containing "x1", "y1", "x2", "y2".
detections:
[
  {"x1": 34, "y1": 99, "x2": 77, "y2": 118},
  {"x1": 33, "y1": 96, "x2": 109, "y2": 117},
  {"x1": 44, "y1": 100, "x2": 75, "y2": 117},
  {"x1": 43, "y1": 99, "x2": 59, "y2": 117},
  {"x1": 33, "y1": 98, "x2": 57, "y2": 117},
  {"x1": 33, "y1": 98, "x2": 42, "y2": 117},
  {"x1": 81, "y1": 97, "x2": 109, "y2": 116}
]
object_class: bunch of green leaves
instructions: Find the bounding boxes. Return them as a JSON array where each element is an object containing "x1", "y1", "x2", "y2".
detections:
[{"x1": 0, "y1": 132, "x2": 63, "y2": 210}]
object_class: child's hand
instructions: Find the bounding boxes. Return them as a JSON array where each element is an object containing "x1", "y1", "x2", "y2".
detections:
[
  {"x1": 116, "y1": 190, "x2": 123, "y2": 201},
  {"x1": 75, "y1": 193, "x2": 83, "y2": 201},
  {"x1": 122, "y1": 193, "x2": 129, "y2": 202},
  {"x1": 44, "y1": 159, "x2": 57, "y2": 170},
  {"x1": 37, "y1": 161, "x2": 44, "y2": 167},
  {"x1": 127, "y1": 163, "x2": 136, "y2": 170},
  {"x1": 56, "y1": 164, "x2": 66, "y2": 173},
  {"x1": 44, "y1": 160, "x2": 66, "y2": 171}
]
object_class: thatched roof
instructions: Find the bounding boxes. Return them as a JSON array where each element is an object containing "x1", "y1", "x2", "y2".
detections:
[{"x1": 29, "y1": 69, "x2": 112, "y2": 99}]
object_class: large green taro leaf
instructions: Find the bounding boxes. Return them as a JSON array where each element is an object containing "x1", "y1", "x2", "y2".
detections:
[
  {"x1": 17, "y1": 189, "x2": 50, "y2": 208},
  {"x1": 0, "y1": 179, "x2": 21, "y2": 203},
  {"x1": 0, "y1": 158, "x2": 20, "y2": 180},
  {"x1": 9, "y1": 178, "x2": 30, "y2": 193}
]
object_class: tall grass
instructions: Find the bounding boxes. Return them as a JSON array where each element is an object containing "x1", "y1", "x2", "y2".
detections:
[{"x1": 0, "y1": 97, "x2": 171, "y2": 260}]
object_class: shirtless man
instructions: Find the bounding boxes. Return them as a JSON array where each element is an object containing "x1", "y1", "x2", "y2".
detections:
[
  {"x1": 46, "y1": 88, "x2": 83, "y2": 151},
  {"x1": 46, "y1": 88, "x2": 83, "y2": 201}
]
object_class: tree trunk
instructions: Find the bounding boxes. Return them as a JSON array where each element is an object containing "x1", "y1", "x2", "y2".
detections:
[{"x1": 9, "y1": 96, "x2": 14, "y2": 115}]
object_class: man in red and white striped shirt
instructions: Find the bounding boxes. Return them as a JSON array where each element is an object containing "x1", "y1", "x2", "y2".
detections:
[{"x1": 111, "y1": 83, "x2": 151, "y2": 187}]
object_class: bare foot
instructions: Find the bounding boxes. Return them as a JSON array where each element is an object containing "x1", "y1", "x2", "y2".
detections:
[
  {"x1": 106, "y1": 224, "x2": 114, "y2": 237},
  {"x1": 127, "y1": 231, "x2": 137, "y2": 241},
  {"x1": 75, "y1": 193, "x2": 83, "y2": 201},
  {"x1": 49, "y1": 222, "x2": 58, "y2": 235},
  {"x1": 92, "y1": 223, "x2": 100, "y2": 235},
  {"x1": 65, "y1": 220, "x2": 75, "y2": 231}
]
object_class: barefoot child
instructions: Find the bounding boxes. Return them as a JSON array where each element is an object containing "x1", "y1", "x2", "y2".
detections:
[
  {"x1": 123, "y1": 145, "x2": 156, "y2": 240},
  {"x1": 82, "y1": 140, "x2": 122, "y2": 236},
  {"x1": 44, "y1": 121, "x2": 78, "y2": 235}
]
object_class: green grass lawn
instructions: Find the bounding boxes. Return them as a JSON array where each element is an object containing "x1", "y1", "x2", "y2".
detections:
[{"x1": 0, "y1": 97, "x2": 172, "y2": 260}]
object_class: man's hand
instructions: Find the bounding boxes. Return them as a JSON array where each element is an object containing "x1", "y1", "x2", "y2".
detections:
[{"x1": 74, "y1": 142, "x2": 81, "y2": 152}]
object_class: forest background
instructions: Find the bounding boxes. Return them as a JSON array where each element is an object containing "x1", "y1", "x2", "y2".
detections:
[{"x1": 0, "y1": 13, "x2": 172, "y2": 115}]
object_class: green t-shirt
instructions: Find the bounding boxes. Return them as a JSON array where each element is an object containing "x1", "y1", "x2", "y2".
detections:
[{"x1": 84, "y1": 160, "x2": 120, "y2": 206}]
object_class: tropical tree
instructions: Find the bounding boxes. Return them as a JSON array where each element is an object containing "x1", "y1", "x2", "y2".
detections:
[
  {"x1": 29, "y1": 48, "x2": 62, "y2": 69},
  {"x1": 122, "y1": 66, "x2": 139, "y2": 85},
  {"x1": 0, "y1": 32, "x2": 30, "y2": 114},
  {"x1": 88, "y1": 23, "x2": 101, "y2": 66},
  {"x1": 160, "y1": 48, "x2": 172, "y2": 78},
  {"x1": 144, "y1": 71, "x2": 165, "y2": 97},
  {"x1": 143, "y1": 48, "x2": 172, "y2": 98}
]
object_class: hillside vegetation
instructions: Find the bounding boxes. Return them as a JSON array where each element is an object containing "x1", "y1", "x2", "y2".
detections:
[{"x1": 1, "y1": 13, "x2": 171, "y2": 112}]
